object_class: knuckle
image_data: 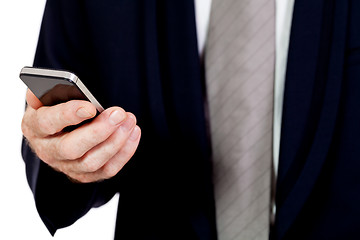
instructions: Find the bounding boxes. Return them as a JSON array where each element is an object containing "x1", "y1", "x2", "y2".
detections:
[
  {"x1": 21, "y1": 118, "x2": 31, "y2": 138},
  {"x1": 37, "y1": 115, "x2": 56, "y2": 135},
  {"x1": 80, "y1": 158, "x2": 100, "y2": 173},
  {"x1": 57, "y1": 140, "x2": 69, "y2": 159},
  {"x1": 90, "y1": 126, "x2": 103, "y2": 138},
  {"x1": 34, "y1": 144, "x2": 52, "y2": 163},
  {"x1": 34, "y1": 148, "x2": 46, "y2": 161},
  {"x1": 86, "y1": 128, "x2": 107, "y2": 145},
  {"x1": 102, "y1": 164, "x2": 119, "y2": 179},
  {"x1": 57, "y1": 139, "x2": 80, "y2": 160},
  {"x1": 128, "y1": 112, "x2": 137, "y2": 124},
  {"x1": 101, "y1": 145, "x2": 115, "y2": 160},
  {"x1": 61, "y1": 107, "x2": 74, "y2": 124},
  {"x1": 21, "y1": 110, "x2": 37, "y2": 139},
  {"x1": 120, "y1": 144, "x2": 136, "y2": 160},
  {"x1": 64, "y1": 151, "x2": 80, "y2": 161}
]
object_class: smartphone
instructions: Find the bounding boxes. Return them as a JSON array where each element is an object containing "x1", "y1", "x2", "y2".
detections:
[{"x1": 19, "y1": 67, "x2": 104, "y2": 112}]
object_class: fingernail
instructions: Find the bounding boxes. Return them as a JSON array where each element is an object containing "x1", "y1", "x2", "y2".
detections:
[
  {"x1": 129, "y1": 126, "x2": 141, "y2": 141},
  {"x1": 120, "y1": 114, "x2": 136, "y2": 132},
  {"x1": 109, "y1": 110, "x2": 126, "y2": 125},
  {"x1": 76, "y1": 107, "x2": 93, "y2": 118}
]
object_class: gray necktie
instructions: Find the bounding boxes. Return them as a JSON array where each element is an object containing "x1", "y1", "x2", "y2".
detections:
[{"x1": 205, "y1": 0, "x2": 275, "y2": 239}]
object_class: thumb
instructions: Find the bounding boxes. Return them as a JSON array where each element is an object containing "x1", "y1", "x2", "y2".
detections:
[{"x1": 26, "y1": 89, "x2": 43, "y2": 110}]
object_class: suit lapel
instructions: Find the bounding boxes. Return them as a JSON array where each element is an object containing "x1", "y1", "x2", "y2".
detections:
[{"x1": 275, "y1": 0, "x2": 348, "y2": 238}]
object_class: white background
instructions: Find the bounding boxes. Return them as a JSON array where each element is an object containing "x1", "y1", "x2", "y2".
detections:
[{"x1": 0, "y1": 1, "x2": 118, "y2": 239}]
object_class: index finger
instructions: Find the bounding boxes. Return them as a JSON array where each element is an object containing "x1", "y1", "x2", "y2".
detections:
[{"x1": 26, "y1": 89, "x2": 43, "y2": 110}]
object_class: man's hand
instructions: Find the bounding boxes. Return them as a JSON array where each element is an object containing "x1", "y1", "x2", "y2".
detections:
[{"x1": 21, "y1": 89, "x2": 141, "y2": 183}]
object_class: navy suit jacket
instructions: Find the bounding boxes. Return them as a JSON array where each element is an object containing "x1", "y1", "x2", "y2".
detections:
[{"x1": 22, "y1": 0, "x2": 360, "y2": 239}]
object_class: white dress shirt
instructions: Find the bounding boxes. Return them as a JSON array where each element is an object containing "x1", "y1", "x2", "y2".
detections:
[{"x1": 194, "y1": 0, "x2": 295, "y2": 177}]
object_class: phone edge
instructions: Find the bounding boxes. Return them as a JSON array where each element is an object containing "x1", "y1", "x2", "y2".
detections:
[{"x1": 74, "y1": 78, "x2": 104, "y2": 113}]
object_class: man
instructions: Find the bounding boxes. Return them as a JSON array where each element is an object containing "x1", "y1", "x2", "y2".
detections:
[{"x1": 21, "y1": 0, "x2": 360, "y2": 239}]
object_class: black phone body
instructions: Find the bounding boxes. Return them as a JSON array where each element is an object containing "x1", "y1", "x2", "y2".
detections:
[{"x1": 19, "y1": 67, "x2": 104, "y2": 112}]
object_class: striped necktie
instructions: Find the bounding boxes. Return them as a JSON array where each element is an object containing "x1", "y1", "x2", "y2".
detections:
[{"x1": 205, "y1": 0, "x2": 275, "y2": 239}]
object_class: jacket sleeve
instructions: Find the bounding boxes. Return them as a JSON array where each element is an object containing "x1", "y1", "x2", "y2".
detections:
[
  {"x1": 22, "y1": 138, "x2": 116, "y2": 235},
  {"x1": 22, "y1": 0, "x2": 118, "y2": 235}
]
